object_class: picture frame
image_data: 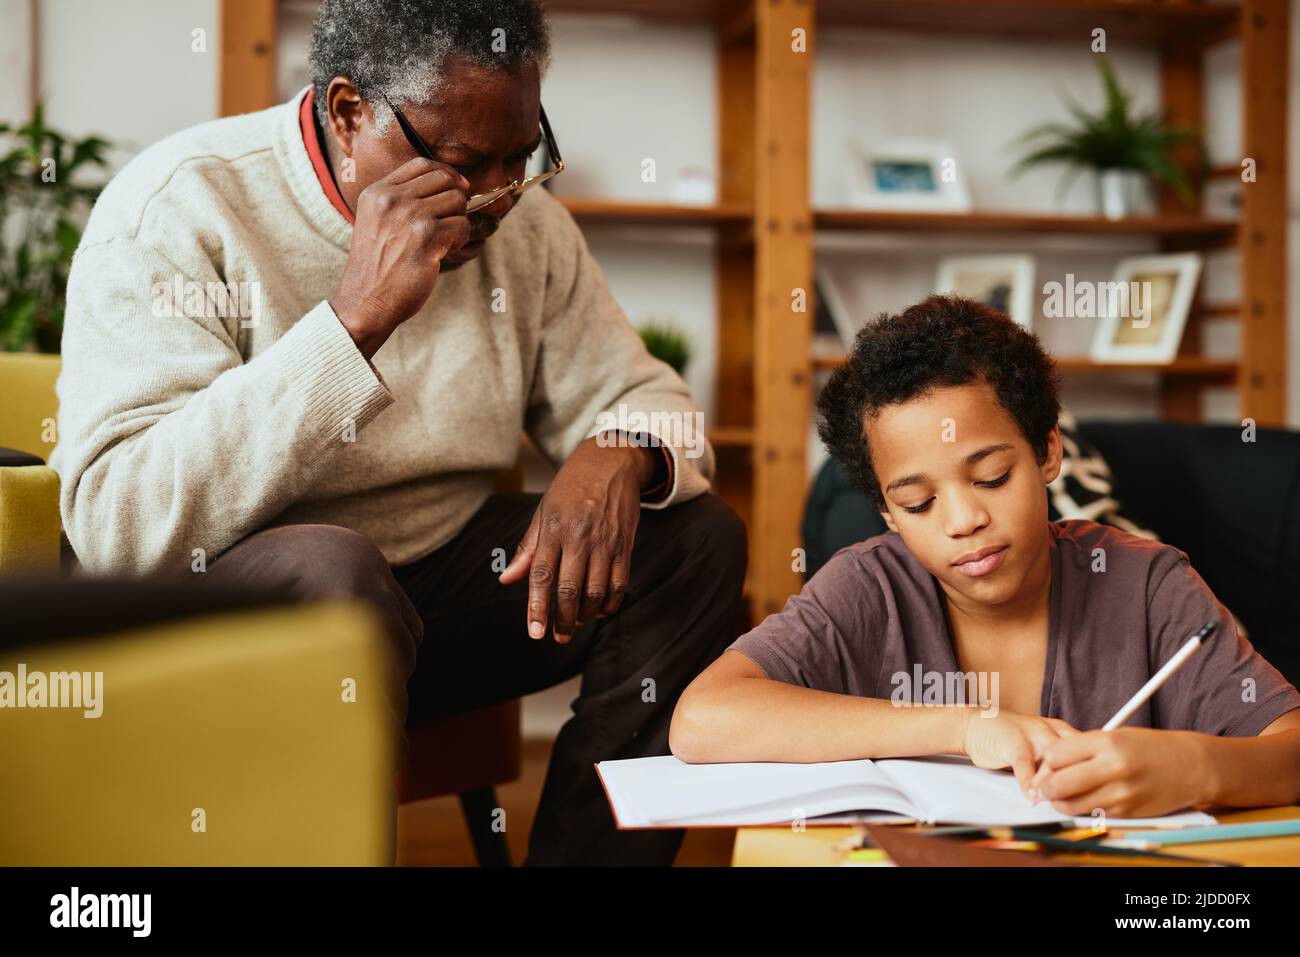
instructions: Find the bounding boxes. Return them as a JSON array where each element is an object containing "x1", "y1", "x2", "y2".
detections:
[
  {"x1": 847, "y1": 138, "x2": 972, "y2": 212},
  {"x1": 1088, "y1": 253, "x2": 1203, "y2": 364},
  {"x1": 935, "y1": 255, "x2": 1036, "y2": 330}
]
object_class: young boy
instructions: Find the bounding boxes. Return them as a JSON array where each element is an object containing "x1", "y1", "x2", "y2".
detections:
[{"x1": 671, "y1": 295, "x2": 1300, "y2": 819}]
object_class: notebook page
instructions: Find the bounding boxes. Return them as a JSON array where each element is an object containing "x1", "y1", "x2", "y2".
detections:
[
  {"x1": 876, "y1": 755, "x2": 1216, "y2": 828},
  {"x1": 652, "y1": 787, "x2": 918, "y2": 827},
  {"x1": 596, "y1": 755, "x2": 917, "y2": 827},
  {"x1": 876, "y1": 755, "x2": 1068, "y2": 825}
]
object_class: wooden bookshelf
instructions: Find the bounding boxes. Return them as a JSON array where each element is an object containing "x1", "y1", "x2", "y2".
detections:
[
  {"x1": 542, "y1": 0, "x2": 742, "y2": 22},
  {"x1": 560, "y1": 198, "x2": 752, "y2": 228},
  {"x1": 817, "y1": 0, "x2": 1240, "y2": 45},
  {"x1": 815, "y1": 209, "x2": 1238, "y2": 246},
  {"x1": 806, "y1": 3, "x2": 1287, "y2": 433},
  {"x1": 706, "y1": 426, "x2": 756, "y2": 448},
  {"x1": 814, "y1": 353, "x2": 1239, "y2": 381},
  {"x1": 222, "y1": 0, "x2": 1289, "y2": 620},
  {"x1": 1053, "y1": 356, "x2": 1239, "y2": 379}
]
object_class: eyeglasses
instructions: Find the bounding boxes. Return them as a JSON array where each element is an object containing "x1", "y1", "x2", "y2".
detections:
[{"x1": 380, "y1": 91, "x2": 564, "y2": 213}]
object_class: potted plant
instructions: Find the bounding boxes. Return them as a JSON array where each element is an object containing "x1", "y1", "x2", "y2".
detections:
[
  {"x1": 637, "y1": 319, "x2": 692, "y2": 375},
  {"x1": 1009, "y1": 60, "x2": 1203, "y2": 220},
  {"x1": 0, "y1": 103, "x2": 112, "y2": 353}
]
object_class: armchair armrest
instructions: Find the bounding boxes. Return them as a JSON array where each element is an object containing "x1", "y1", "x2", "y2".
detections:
[
  {"x1": 0, "y1": 597, "x2": 400, "y2": 864},
  {"x1": 0, "y1": 454, "x2": 61, "y2": 575}
]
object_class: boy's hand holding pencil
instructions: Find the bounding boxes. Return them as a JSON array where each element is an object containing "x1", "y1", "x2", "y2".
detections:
[
  {"x1": 1028, "y1": 726, "x2": 1216, "y2": 819},
  {"x1": 1029, "y1": 621, "x2": 1220, "y2": 818}
]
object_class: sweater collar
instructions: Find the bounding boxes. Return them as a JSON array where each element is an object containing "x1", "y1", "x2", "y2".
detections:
[
  {"x1": 272, "y1": 86, "x2": 354, "y2": 250},
  {"x1": 300, "y1": 89, "x2": 356, "y2": 225}
]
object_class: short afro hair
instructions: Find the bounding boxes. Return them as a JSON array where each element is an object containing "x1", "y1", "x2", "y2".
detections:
[
  {"x1": 309, "y1": 0, "x2": 552, "y2": 129},
  {"x1": 816, "y1": 295, "x2": 1062, "y2": 511}
]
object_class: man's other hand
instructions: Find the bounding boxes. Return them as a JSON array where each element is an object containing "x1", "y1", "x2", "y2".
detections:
[{"x1": 498, "y1": 436, "x2": 656, "y2": 642}]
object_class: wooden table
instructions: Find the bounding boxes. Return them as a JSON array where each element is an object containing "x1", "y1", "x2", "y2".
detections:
[{"x1": 731, "y1": 805, "x2": 1300, "y2": 867}]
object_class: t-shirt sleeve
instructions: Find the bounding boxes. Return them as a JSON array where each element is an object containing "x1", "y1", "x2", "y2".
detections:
[
  {"x1": 1146, "y1": 549, "x2": 1300, "y2": 736},
  {"x1": 727, "y1": 547, "x2": 887, "y2": 695}
]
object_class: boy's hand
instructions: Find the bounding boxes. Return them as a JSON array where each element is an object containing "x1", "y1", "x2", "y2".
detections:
[
  {"x1": 1029, "y1": 728, "x2": 1212, "y2": 819},
  {"x1": 962, "y1": 711, "x2": 1080, "y2": 798}
]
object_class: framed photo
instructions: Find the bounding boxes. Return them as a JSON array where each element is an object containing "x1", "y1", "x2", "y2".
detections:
[
  {"x1": 935, "y1": 255, "x2": 1036, "y2": 330},
  {"x1": 847, "y1": 138, "x2": 972, "y2": 212},
  {"x1": 814, "y1": 268, "x2": 860, "y2": 349},
  {"x1": 1089, "y1": 253, "x2": 1203, "y2": 364}
]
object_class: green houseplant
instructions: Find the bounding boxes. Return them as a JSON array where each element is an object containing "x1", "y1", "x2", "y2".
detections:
[
  {"x1": 637, "y1": 319, "x2": 692, "y2": 375},
  {"x1": 0, "y1": 103, "x2": 111, "y2": 353},
  {"x1": 1009, "y1": 59, "x2": 1204, "y2": 220}
]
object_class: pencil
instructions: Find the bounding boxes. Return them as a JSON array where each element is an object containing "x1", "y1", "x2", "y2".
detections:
[
  {"x1": 1102, "y1": 619, "x2": 1218, "y2": 731},
  {"x1": 1104, "y1": 819, "x2": 1300, "y2": 848}
]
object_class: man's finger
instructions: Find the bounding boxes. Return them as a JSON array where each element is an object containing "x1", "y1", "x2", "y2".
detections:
[
  {"x1": 406, "y1": 164, "x2": 471, "y2": 200},
  {"x1": 384, "y1": 155, "x2": 469, "y2": 191},
  {"x1": 499, "y1": 509, "x2": 540, "y2": 585},
  {"x1": 580, "y1": 547, "x2": 611, "y2": 624},
  {"x1": 601, "y1": 529, "x2": 633, "y2": 617},
  {"x1": 526, "y1": 512, "x2": 563, "y2": 640},
  {"x1": 426, "y1": 216, "x2": 472, "y2": 260},
  {"x1": 552, "y1": 536, "x2": 590, "y2": 643}
]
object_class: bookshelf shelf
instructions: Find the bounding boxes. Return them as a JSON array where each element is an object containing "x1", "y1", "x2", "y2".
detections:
[
  {"x1": 817, "y1": 0, "x2": 1239, "y2": 46},
  {"x1": 559, "y1": 198, "x2": 753, "y2": 228},
  {"x1": 813, "y1": 354, "x2": 1239, "y2": 382},
  {"x1": 707, "y1": 426, "x2": 756, "y2": 448},
  {"x1": 814, "y1": 209, "x2": 1237, "y2": 246}
]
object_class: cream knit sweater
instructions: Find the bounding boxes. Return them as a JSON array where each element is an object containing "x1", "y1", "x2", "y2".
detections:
[{"x1": 51, "y1": 89, "x2": 713, "y2": 575}]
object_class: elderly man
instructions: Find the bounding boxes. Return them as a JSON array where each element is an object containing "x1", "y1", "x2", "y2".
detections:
[{"x1": 50, "y1": 0, "x2": 745, "y2": 866}]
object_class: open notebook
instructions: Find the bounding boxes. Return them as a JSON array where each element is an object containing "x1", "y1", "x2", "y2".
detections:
[{"x1": 596, "y1": 754, "x2": 1216, "y2": 829}]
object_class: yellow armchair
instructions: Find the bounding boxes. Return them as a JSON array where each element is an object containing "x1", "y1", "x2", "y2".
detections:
[
  {"x1": 0, "y1": 352, "x2": 62, "y2": 574},
  {"x1": 0, "y1": 597, "x2": 399, "y2": 865}
]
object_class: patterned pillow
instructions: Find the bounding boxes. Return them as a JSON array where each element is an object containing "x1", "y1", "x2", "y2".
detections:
[{"x1": 1049, "y1": 406, "x2": 1157, "y2": 540}]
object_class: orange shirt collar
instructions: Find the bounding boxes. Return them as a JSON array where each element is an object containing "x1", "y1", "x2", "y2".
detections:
[{"x1": 300, "y1": 89, "x2": 355, "y2": 225}]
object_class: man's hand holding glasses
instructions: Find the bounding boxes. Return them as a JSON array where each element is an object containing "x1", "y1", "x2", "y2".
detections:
[
  {"x1": 329, "y1": 90, "x2": 563, "y2": 360},
  {"x1": 330, "y1": 157, "x2": 472, "y2": 360}
]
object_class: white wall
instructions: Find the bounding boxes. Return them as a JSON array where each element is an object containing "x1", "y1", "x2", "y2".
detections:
[
  {"x1": 0, "y1": 0, "x2": 32, "y2": 123},
  {"x1": 5, "y1": 0, "x2": 220, "y2": 161},
  {"x1": 541, "y1": 15, "x2": 720, "y2": 425}
]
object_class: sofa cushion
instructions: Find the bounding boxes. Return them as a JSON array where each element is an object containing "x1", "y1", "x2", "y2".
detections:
[{"x1": 1078, "y1": 420, "x2": 1300, "y2": 687}]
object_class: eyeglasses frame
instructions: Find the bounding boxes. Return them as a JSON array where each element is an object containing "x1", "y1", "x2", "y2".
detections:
[{"x1": 379, "y1": 90, "x2": 564, "y2": 213}]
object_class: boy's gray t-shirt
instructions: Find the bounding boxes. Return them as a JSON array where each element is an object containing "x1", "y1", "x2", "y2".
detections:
[{"x1": 730, "y1": 519, "x2": 1300, "y2": 735}]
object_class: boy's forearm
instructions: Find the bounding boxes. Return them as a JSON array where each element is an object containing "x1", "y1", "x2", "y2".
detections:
[
  {"x1": 673, "y1": 677, "x2": 974, "y2": 763},
  {"x1": 1197, "y1": 729, "x2": 1300, "y2": 808}
]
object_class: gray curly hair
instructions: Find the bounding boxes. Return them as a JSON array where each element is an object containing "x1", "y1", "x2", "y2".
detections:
[{"x1": 308, "y1": 0, "x2": 552, "y2": 131}]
